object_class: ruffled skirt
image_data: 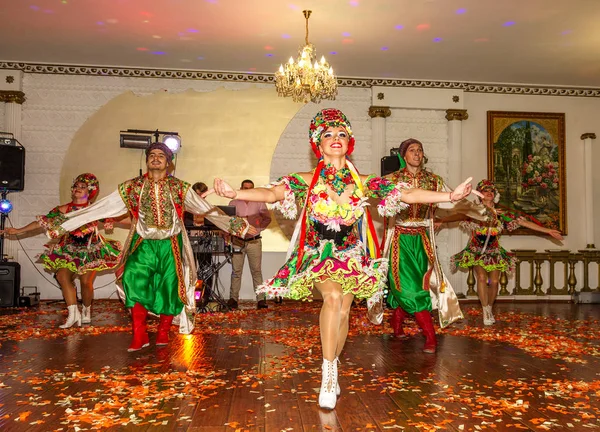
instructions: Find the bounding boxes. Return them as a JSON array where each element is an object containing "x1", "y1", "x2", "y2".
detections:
[
  {"x1": 41, "y1": 234, "x2": 122, "y2": 275},
  {"x1": 451, "y1": 242, "x2": 516, "y2": 274},
  {"x1": 257, "y1": 240, "x2": 387, "y2": 301}
]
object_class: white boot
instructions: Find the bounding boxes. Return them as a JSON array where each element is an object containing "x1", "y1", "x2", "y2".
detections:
[
  {"x1": 486, "y1": 305, "x2": 496, "y2": 324},
  {"x1": 81, "y1": 305, "x2": 92, "y2": 324},
  {"x1": 59, "y1": 304, "x2": 82, "y2": 329},
  {"x1": 319, "y1": 358, "x2": 338, "y2": 410},
  {"x1": 335, "y1": 357, "x2": 341, "y2": 396},
  {"x1": 482, "y1": 306, "x2": 493, "y2": 326}
]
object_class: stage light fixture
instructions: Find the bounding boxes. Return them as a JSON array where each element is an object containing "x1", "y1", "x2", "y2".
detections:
[
  {"x1": 163, "y1": 135, "x2": 182, "y2": 154},
  {"x1": 119, "y1": 133, "x2": 152, "y2": 149},
  {"x1": 0, "y1": 199, "x2": 13, "y2": 214}
]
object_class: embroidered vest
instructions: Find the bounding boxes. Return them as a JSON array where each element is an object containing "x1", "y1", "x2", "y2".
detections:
[{"x1": 118, "y1": 174, "x2": 190, "y2": 224}]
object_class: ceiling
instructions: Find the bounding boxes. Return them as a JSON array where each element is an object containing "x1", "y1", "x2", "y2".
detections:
[{"x1": 2, "y1": 0, "x2": 600, "y2": 87}]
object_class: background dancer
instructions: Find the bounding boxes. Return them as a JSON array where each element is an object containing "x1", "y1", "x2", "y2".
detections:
[
  {"x1": 0, "y1": 173, "x2": 121, "y2": 328},
  {"x1": 50, "y1": 143, "x2": 252, "y2": 352}
]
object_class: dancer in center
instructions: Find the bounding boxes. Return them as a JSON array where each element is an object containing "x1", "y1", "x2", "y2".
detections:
[{"x1": 212, "y1": 108, "x2": 478, "y2": 410}]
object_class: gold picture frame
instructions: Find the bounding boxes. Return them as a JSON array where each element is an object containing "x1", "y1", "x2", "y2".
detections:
[{"x1": 487, "y1": 111, "x2": 566, "y2": 235}]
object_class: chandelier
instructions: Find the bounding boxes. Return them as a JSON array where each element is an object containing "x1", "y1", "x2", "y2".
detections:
[{"x1": 275, "y1": 10, "x2": 338, "y2": 104}]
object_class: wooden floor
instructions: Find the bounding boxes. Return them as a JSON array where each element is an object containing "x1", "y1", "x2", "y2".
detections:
[{"x1": 0, "y1": 300, "x2": 598, "y2": 432}]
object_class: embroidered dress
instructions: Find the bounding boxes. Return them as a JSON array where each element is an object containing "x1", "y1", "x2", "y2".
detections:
[
  {"x1": 37, "y1": 203, "x2": 121, "y2": 274},
  {"x1": 451, "y1": 208, "x2": 520, "y2": 274},
  {"x1": 257, "y1": 173, "x2": 407, "y2": 301}
]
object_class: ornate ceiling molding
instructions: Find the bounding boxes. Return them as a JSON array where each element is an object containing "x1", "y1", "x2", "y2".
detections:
[{"x1": 2, "y1": 61, "x2": 600, "y2": 98}]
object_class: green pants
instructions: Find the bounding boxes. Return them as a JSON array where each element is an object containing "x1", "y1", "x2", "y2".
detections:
[
  {"x1": 386, "y1": 233, "x2": 432, "y2": 314},
  {"x1": 123, "y1": 233, "x2": 185, "y2": 316}
]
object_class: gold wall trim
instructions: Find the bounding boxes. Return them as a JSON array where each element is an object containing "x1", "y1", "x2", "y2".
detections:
[
  {"x1": 580, "y1": 133, "x2": 597, "y2": 140},
  {"x1": 0, "y1": 90, "x2": 25, "y2": 104},
  {"x1": 2, "y1": 62, "x2": 600, "y2": 97},
  {"x1": 368, "y1": 106, "x2": 391, "y2": 118},
  {"x1": 445, "y1": 109, "x2": 469, "y2": 121}
]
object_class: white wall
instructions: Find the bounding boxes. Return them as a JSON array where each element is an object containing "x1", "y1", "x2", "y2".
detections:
[{"x1": 4, "y1": 72, "x2": 600, "y2": 300}]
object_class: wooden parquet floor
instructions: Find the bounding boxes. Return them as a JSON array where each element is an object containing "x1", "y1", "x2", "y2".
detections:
[{"x1": 0, "y1": 300, "x2": 598, "y2": 431}]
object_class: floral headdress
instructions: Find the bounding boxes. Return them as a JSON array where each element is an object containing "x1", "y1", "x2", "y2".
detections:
[
  {"x1": 72, "y1": 173, "x2": 99, "y2": 202},
  {"x1": 309, "y1": 108, "x2": 355, "y2": 158},
  {"x1": 295, "y1": 109, "x2": 380, "y2": 271},
  {"x1": 476, "y1": 179, "x2": 500, "y2": 203}
]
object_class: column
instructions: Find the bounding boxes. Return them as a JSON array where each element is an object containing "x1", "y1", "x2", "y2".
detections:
[
  {"x1": 445, "y1": 109, "x2": 469, "y2": 296},
  {"x1": 368, "y1": 106, "x2": 391, "y2": 174},
  {"x1": 580, "y1": 133, "x2": 596, "y2": 249}
]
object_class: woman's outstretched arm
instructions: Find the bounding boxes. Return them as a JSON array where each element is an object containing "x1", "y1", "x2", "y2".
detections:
[{"x1": 517, "y1": 218, "x2": 564, "y2": 240}]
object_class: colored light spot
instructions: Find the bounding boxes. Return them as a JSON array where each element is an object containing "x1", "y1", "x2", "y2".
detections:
[
  {"x1": 433, "y1": 37, "x2": 442, "y2": 42},
  {"x1": 206, "y1": 0, "x2": 217, "y2": 3},
  {"x1": 187, "y1": 28, "x2": 199, "y2": 33},
  {"x1": 152, "y1": 51, "x2": 167, "y2": 55},
  {"x1": 282, "y1": 33, "x2": 291, "y2": 39},
  {"x1": 503, "y1": 21, "x2": 515, "y2": 27},
  {"x1": 197, "y1": 56, "x2": 205, "y2": 60},
  {"x1": 152, "y1": 35, "x2": 162, "y2": 39},
  {"x1": 137, "y1": 47, "x2": 149, "y2": 51},
  {"x1": 248, "y1": 67, "x2": 257, "y2": 71},
  {"x1": 456, "y1": 8, "x2": 466, "y2": 14},
  {"x1": 30, "y1": 5, "x2": 40, "y2": 10},
  {"x1": 140, "y1": 11, "x2": 152, "y2": 17},
  {"x1": 342, "y1": 38, "x2": 354, "y2": 44},
  {"x1": 342, "y1": 32, "x2": 351, "y2": 37},
  {"x1": 264, "y1": 46, "x2": 274, "y2": 50},
  {"x1": 97, "y1": 21, "x2": 105, "y2": 25},
  {"x1": 266, "y1": 53, "x2": 274, "y2": 57},
  {"x1": 381, "y1": 46, "x2": 389, "y2": 51},
  {"x1": 288, "y1": 4, "x2": 299, "y2": 10},
  {"x1": 416, "y1": 23, "x2": 430, "y2": 30},
  {"x1": 561, "y1": 30, "x2": 573, "y2": 35},
  {"x1": 106, "y1": 18, "x2": 118, "y2": 24},
  {"x1": 330, "y1": 51, "x2": 337, "y2": 55},
  {"x1": 395, "y1": 25, "x2": 404, "y2": 30},
  {"x1": 349, "y1": 0, "x2": 359, "y2": 5},
  {"x1": 474, "y1": 38, "x2": 489, "y2": 43}
]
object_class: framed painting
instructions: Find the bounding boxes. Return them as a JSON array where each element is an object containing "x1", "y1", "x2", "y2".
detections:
[{"x1": 487, "y1": 111, "x2": 566, "y2": 234}]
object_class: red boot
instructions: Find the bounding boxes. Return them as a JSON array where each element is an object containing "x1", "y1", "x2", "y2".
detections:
[
  {"x1": 390, "y1": 307, "x2": 409, "y2": 338},
  {"x1": 156, "y1": 314, "x2": 174, "y2": 346},
  {"x1": 127, "y1": 303, "x2": 150, "y2": 352},
  {"x1": 414, "y1": 311, "x2": 437, "y2": 354}
]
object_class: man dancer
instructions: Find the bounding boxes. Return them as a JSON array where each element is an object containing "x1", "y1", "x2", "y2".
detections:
[
  {"x1": 383, "y1": 138, "x2": 466, "y2": 353},
  {"x1": 52, "y1": 143, "x2": 251, "y2": 351},
  {"x1": 227, "y1": 179, "x2": 272, "y2": 310}
]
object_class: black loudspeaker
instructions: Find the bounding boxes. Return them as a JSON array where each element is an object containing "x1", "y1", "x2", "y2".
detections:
[
  {"x1": 0, "y1": 262, "x2": 20, "y2": 307},
  {"x1": 381, "y1": 155, "x2": 401, "y2": 176},
  {"x1": 0, "y1": 143, "x2": 26, "y2": 191}
]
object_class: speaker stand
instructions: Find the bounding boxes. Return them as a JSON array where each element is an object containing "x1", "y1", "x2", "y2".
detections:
[{"x1": 0, "y1": 189, "x2": 8, "y2": 262}]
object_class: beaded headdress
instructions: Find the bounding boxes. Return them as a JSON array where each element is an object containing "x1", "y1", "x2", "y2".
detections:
[
  {"x1": 309, "y1": 108, "x2": 355, "y2": 158},
  {"x1": 476, "y1": 179, "x2": 500, "y2": 203},
  {"x1": 72, "y1": 173, "x2": 99, "y2": 202}
]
